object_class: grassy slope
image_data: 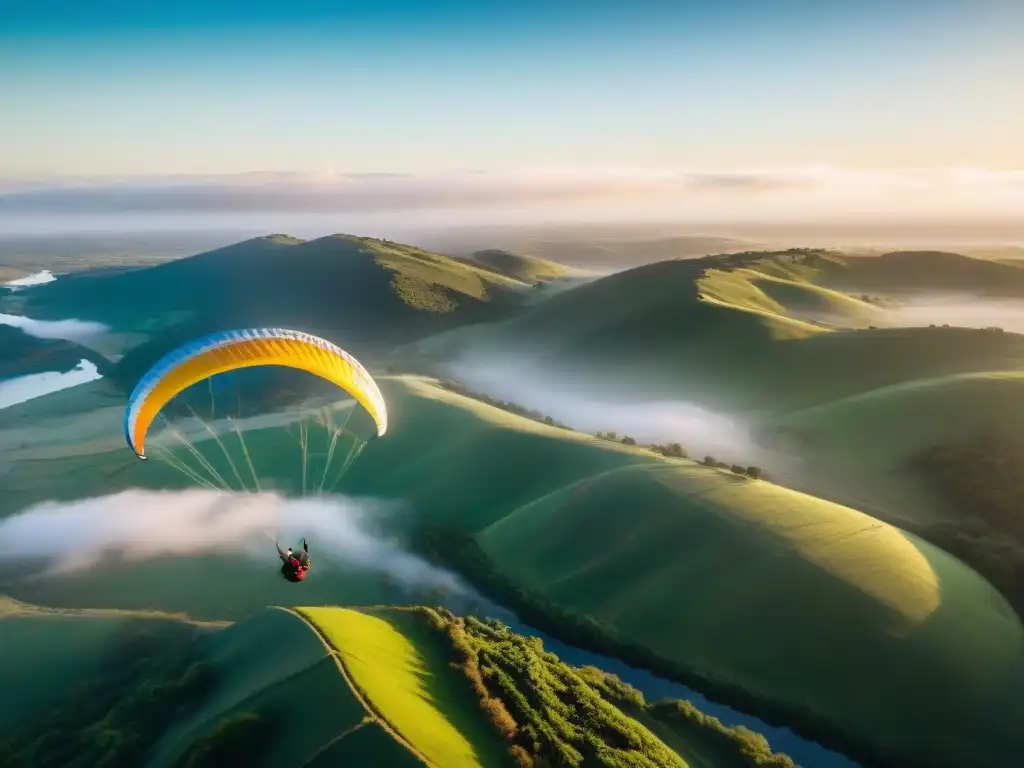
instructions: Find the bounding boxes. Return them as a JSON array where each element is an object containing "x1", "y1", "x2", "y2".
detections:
[
  {"x1": 413, "y1": 253, "x2": 1024, "y2": 415},
  {"x1": 512, "y1": 235, "x2": 755, "y2": 269},
  {"x1": 148, "y1": 606, "x2": 420, "y2": 768},
  {"x1": 300, "y1": 606, "x2": 508, "y2": 768},
  {"x1": 14, "y1": 235, "x2": 528, "y2": 374},
  {"x1": 815, "y1": 250, "x2": 1024, "y2": 296},
  {"x1": 475, "y1": 461, "x2": 1023, "y2": 766},
  {"x1": 466, "y1": 249, "x2": 567, "y2": 283},
  {"x1": 352, "y1": 380, "x2": 1024, "y2": 766},
  {"x1": 0, "y1": 610, "x2": 163, "y2": 733},
  {"x1": 765, "y1": 371, "x2": 1024, "y2": 521}
]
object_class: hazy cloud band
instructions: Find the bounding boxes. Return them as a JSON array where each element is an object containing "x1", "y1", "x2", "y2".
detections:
[{"x1": 2, "y1": 168, "x2": 1021, "y2": 220}]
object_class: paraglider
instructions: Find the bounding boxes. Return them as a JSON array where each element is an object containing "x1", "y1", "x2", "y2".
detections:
[
  {"x1": 277, "y1": 538, "x2": 311, "y2": 583},
  {"x1": 122, "y1": 328, "x2": 389, "y2": 580},
  {"x1": 124, "y1": 327, "x2": 387, "y2": 460}
]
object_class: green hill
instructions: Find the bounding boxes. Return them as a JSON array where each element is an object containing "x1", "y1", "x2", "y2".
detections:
[
  {"x1": 411, "y1": 252, "x2": 1024, "y2": 414},
  {"x1": 351, "y1": 379, "x2": 1023, "y2": 768},
  {"x1": 0, "y1": 598, "x2": 217, "y2": 735},
  {"x1": 13, "y1": 234, "x2": 530, "y2": 372},
  {"x1": 473, "y1": 461, "x2": 1022, "y2": 768},
  {"x1": 298, "y1": 606, "x2": 508, "y2": 767},
  {"x1": 464, "y1": 249, "x2": 567, "y2": 283},
  {"x1": 814, "y1": 250, "x2": 1024, "y2": 296},
  {"x1": 148, "y1": 607, "x2": 424, "y2": 768},
  {"x1": 762, "y1": 371, "x2": 1024, "y2": 520},
  {"x1": 505, "y1": 234, "x2": 756, "y2": 268}
]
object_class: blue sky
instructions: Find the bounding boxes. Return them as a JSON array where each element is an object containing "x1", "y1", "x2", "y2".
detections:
[{"x1": 3, "y1": 0, "x2": 1021, "y2": 177}]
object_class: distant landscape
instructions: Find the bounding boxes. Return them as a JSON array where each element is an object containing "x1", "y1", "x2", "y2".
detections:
[{"x1": 4, "y1": 229, "x2": 1024, "y2": 768}]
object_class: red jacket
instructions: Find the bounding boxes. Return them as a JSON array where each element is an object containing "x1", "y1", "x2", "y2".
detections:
[{"x1": 289, "y1": 557, "x2": 308, "y2": 581}]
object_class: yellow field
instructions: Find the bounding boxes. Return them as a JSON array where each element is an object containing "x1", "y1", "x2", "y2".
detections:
[{"x1": 299, "y1": 606, "x2": 507, "y2": 768}]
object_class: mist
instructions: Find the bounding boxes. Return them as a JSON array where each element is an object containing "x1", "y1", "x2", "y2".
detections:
[
  {"x1": 0, "y1": 312, "x2": 109, "y2": 343},
  {"x1": 443, "y1": 356, "x2": 766, "y2": 464},
  {"x1": 4, "y1": 270, "x2": 56, "y2": 289},
  {"x1": 0, "y1": 489, "x2": 464, "y2": 594},
  {"x1": 883, "y1": 294, "x2": 1024, "y2": 334}
]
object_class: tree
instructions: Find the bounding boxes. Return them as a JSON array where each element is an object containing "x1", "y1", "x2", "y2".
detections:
[
  {"x1": 745, "y1": 466, "x2": 763, "y2": 479},
  {"x1": 621, "y1": 436, "x2": 636, "y2": 446}
]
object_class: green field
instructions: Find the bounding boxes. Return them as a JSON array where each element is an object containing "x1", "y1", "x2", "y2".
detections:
[{"x1": 300, "y1": 606, "x2": 508, "y2": 767}]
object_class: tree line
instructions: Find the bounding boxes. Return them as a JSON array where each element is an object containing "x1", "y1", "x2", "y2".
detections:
[
  {"x1": 418, "y1": 605, "x2": 796, "y2": 768},
  {"x1": 437, "y1": 379, "x2": 571, "y2": 430},
  {"x1": 593, "y1": 432, "x2": 766, "y2": 479},
  {"x1": 906, "y1": 434, "x2": 1024, "y2": 618}
]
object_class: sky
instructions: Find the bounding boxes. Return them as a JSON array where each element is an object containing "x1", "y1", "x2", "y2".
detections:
[{"x1": 1, "y1": 0, "x2": 1022, "y2": 232}]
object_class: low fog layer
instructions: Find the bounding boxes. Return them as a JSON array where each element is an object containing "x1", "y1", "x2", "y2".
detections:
[
  {"x1": 884, "y1": 294, "x2": 1024, "y2": 334},
  {"x1": 0, "y1": 489, "x2": 464, "y2": 593},
  {"x1": 4, "y1": 270, "x2": 56, "y2": 289},
  {"x1": 3, "y1": 167, "x2": 1023, "y2": 239},
  {"x1": 444, "y1": 358, "x2": 765, "y2": 464},
  {"x1": 0, "y1": 359, "x2": 101, "y2": 410},
  {"x1": 0, "y1": 312, "x2": 109, "y2": 343}
]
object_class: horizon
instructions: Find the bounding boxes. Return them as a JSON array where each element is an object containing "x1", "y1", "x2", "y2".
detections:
[{"x1": 2, "y1": 1, "x2": 1022, "y2": 235}]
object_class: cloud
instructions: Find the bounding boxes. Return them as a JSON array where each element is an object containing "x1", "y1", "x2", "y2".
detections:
[
  {"x1": 0, "y1": 489, "x2": 464, "y2": 593},
  {"x1": 0, "y1": 313, "x2": 109, "y2": 342},
  {"x1": 0, "y1": 167, "x2": 1021, "y2": 225},
  {"x1": 4, "y1": 270, "x2": 57, "y2": 289},
  {"x1": 442, "y1": 357, "x2": 764, "y2": 463}
]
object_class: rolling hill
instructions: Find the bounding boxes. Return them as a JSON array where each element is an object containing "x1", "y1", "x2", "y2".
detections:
[
  {"x1": 497, "y1": 234, "x2": 757, "y2": 269},
  {"x1": 409, "y1": 251, "x2": 1024, "y2": 415},
  {"x1": 463, "y1": 249, "x2": 567, "y2": 283},
  {"x1": 350, "y1": 379, "x2": 1024, "y2": 768},
  {"x1": 67, "y1": 373, "x2": 1015, "y2": 768},
  {"x1": 7, "y1": 232, "x2": 1024, "y2": 768},
  {"x1": 0, "y1": 597, "x2": 221, "y2": 735},
  {"x1": 812, "y1": 249, "x2": 1024, "y2": 296},
  {"x1": 474, "y1": 461, "x2": 1023, "y2": 768},
  {"x1": 760, "y1": 371, "x2": 1024, "y2": 520},
  {"x1": 6, "y1": 234, "x2": 534, "y2": 379}
]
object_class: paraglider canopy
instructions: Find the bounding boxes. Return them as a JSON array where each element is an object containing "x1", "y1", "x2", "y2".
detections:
[{"x1": 124, "y1": 327, "x2": 387, "y2": 460}]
